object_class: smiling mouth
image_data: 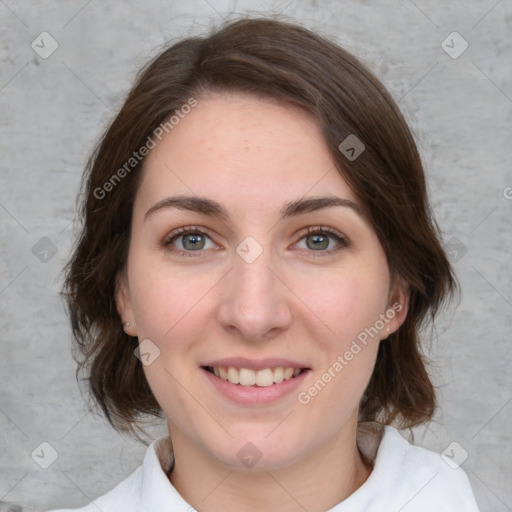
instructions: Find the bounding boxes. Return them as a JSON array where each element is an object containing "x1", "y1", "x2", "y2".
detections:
[{"x1": 203, "y1": 366, "x2": 308, "y2": 387}]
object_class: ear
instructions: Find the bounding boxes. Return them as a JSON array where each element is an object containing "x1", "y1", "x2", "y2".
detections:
[
  {"x1": 115, "y1": 269, "x2": 137, "y2": 336},
  {"x1": 382, "y1": 278, "x2": 410, "y2": 339}
]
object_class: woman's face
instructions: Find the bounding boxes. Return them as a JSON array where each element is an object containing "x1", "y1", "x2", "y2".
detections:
[{"x1": 117, "y1": 92, "x2": 407, "y2": 470}]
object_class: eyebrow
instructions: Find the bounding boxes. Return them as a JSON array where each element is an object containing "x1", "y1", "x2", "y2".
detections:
[{"x1": 144, "y1": 195, "x2": 363, "y2": 222}]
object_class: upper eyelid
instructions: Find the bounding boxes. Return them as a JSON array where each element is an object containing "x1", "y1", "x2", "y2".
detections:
[{"x1": 297, "y1": 225, "x2": 346, "y2": 238}]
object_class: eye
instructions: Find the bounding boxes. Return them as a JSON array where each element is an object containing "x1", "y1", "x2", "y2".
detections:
[
  {"x1": 163, "y1": 227, "x2": 218, "y2": 255},
  {"x1": 295, "y1": 226, "x2": 349, "y2": 253}
]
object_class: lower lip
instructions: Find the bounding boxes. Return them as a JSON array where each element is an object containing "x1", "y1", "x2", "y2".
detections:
[{"x1": 202, "y1": 368, "x2": 310, "y2": 405}]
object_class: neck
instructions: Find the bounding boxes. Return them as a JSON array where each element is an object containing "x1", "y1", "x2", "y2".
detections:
[{"x1": 168, "y1": 421, "x2": 372, "y2": 512}]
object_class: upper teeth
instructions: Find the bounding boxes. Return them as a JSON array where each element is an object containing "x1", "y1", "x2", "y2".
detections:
[{"x1": 211, "y1": 367, "x2": 301, "y2": 387}]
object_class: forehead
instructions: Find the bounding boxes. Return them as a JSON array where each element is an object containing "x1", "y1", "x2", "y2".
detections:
[{"x1": 136, "y1": 93, "x2": 356, "y2": 214}]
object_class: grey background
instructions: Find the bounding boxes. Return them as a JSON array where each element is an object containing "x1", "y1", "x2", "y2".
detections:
[{"x1": 1, "y1": 1, "x2": 511, "y2": 511}]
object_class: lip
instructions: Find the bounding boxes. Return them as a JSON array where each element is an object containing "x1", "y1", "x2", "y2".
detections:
[
  {"x1": 202, "y1": 366, "x2": 310, "y2": 405},
  {"x1": 202, "y1": 357, "x2": 309, "y2": 371}
]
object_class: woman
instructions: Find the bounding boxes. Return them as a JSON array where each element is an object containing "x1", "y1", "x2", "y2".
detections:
[{"x1": 52, "y1": 17, "x2": 479, "y2": 511}]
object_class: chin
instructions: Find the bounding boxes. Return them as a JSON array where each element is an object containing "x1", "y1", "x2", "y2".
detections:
[{"x1": 203, "y1": 429, "x2": 311, "y2": 471}]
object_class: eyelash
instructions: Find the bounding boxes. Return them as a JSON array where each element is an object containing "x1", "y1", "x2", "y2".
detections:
[{"x1": 162, "y1": 225, "x2": 349, "y2": 257}]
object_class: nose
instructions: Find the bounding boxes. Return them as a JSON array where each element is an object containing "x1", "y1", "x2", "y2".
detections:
[{"x1": 216, "y1": 246, "x2": 293, "y2": 343}]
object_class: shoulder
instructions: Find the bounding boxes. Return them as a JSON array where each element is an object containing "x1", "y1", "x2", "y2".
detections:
[
  {"x1": 46, "y1": 437, "x2": 188, "y2": 512},
  {"x1": 335, "y1": 424, "x2": 480, "y2": 511},
  {"x1": 47, "y1": 465, "x2": 144, "y2": 512},
  {"x1": 381, "y1": 426, "x2": 479, "y2": 509}
]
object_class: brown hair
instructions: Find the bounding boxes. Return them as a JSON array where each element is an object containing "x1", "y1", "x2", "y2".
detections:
[{"x1": 62, "y1": 17, "x2": 456, "y2": 434}]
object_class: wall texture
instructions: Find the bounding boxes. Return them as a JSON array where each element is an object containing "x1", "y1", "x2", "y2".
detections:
[{"x1": 1, "y1": 1, "x2": 511, "y2": 511}]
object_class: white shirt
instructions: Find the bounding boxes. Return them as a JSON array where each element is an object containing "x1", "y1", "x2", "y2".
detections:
[{"x1": 49, "y1": 424, "x2": 480, "y2": 511}]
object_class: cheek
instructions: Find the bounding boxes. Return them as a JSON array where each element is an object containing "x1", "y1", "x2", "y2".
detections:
[
  {"x1": 295, "y1": 262, "x2": 390, "y2": 346},
  {"x1": 128, "y1": 261, "x2": 215, "y2": 417},
  {"x1": 295, "y1": 270, "x2": 386, "y2": 420},
  {"x1": 127, "y1": 256, "x2": 218, "y2": 342},
  {"x1": 296, "y1": 257, "x2": 390, "y2": 413}
]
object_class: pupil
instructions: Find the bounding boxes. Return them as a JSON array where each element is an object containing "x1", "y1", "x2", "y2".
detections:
[
  {"x1": 307, "y1": 234, "x2": 328, "y2": 250},
  {"x1": 183, "y1": 234, "x2": 204, "y2": 250}
]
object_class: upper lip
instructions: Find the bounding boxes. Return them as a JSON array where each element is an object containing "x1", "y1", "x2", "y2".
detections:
[{"x1": 202, "y1": 357, "x2": 310, "y2": 371}]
